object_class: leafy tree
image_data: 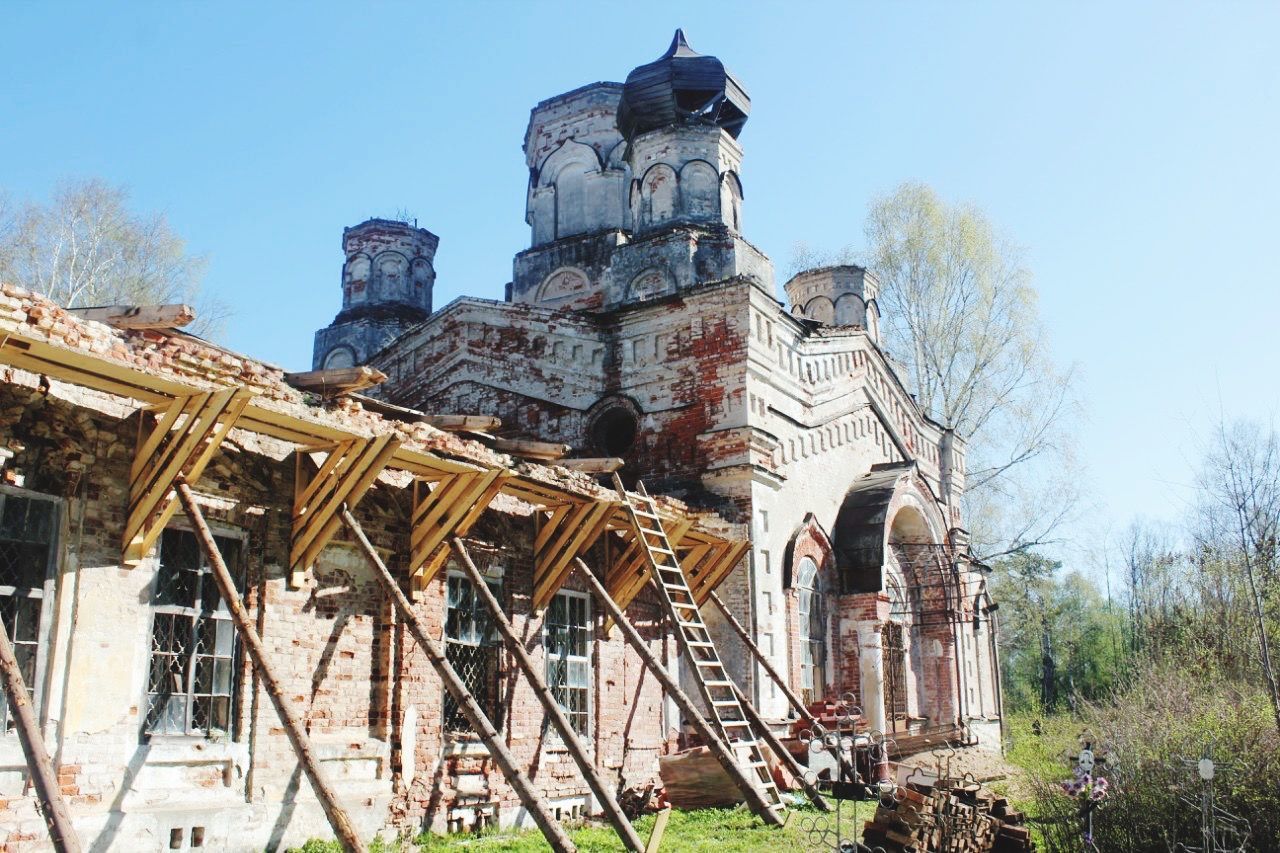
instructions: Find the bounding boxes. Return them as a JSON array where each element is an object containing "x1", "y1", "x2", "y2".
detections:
[
  {"x1": 990, "y1": 552, "x2": 1124, "y2": 710},
  {"x1": 1195, "y1": 418, "x2": 1280, "y2": 734},
  {"x1": 792, "y1": 182, "x2": 1078, "y2": 559}
]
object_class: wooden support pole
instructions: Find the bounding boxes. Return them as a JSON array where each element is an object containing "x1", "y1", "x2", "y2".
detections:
[
  {"x1": 729, "y1": 682, "x2": 830, "y2": 812},
  {"x1": 644, "y1": 808, "x2": 671, "y2": 853},
  {"x1": 339, "y1": 508, "x2": 576, "y2": 853},
  {"x1": 647, "y1": 579, "x2": 827, "y2": 812},
  {"x1": 175, "y1": 482, "x2": 367, "y2": 853},
  {"x1": 708, "y1": 590, "x2": 815, "y2": 727},
  {"x1": 0, "y1": 621, "x2": 80, "y2": 853},
  {"x1": 450, "y1": 538, "x2": 645, "y2": 853},
  {"x1": 284, "y1": 366, "x2": 386, "y2": 395},
  {"x1": 571, "y1": 558, "x2": 784, "y2": 827}
]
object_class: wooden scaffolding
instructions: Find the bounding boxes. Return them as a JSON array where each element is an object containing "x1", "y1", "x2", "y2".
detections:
[{"x1": 0, "y1": 322, "x2": 799, "y2": 852}]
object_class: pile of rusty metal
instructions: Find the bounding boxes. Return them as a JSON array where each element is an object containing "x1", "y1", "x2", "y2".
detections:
[{"x1": 862, "y1": 775, "x2": 1034, "y2": 852}]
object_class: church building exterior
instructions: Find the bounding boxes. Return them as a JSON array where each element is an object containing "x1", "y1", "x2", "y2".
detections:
[{"x1": 315, "y1": 31, "x2": 1002, "y2": 744}]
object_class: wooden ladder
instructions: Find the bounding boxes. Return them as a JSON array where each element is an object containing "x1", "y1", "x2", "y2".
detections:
[{"x1": 613, "y1": 475, "x2": 787, "y2": 823}]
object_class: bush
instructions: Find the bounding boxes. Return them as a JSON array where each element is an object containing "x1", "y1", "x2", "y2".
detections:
[{"x1": 1018, "y1": 663, "x2": 1280, "y2": 852}]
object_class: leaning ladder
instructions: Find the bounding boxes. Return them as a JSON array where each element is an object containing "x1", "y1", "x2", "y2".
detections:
[{"x1": 612, "y1": 475, "x2": 787, "y2": 822}]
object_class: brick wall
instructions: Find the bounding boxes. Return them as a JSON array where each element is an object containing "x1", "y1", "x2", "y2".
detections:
[{"x1": 0, "y1": 380, "x2": 670, "y2": 849}]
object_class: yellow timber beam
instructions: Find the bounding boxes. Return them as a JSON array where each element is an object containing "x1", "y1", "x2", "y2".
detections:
[
  {"x1": 408, "y1": 469, "x2": 507, "y2": 596},
  {"x1": 124, "y1": 387, "x2": 254, "y2": 565},
  {"x1": 291, "y1": 434, "x2": 400, "y2": 584}
]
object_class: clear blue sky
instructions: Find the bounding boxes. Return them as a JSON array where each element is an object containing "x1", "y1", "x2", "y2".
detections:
[{"x1": 4, "y1": 1, "x2": 1278, "y2": 562}]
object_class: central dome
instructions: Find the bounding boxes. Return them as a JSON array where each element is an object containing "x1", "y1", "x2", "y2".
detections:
[{"x1": 617, "y1": 30, "x2": 750, "y2": 140}]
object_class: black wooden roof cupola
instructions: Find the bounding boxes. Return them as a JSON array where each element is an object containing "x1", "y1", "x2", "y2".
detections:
[{"x1": 617, "y1": 29, "x2": 751, "y2": 140}]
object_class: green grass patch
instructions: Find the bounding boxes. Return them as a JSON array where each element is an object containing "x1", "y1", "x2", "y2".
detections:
[{"x1": 288, "y1": 803, "x2": 833, "y2": 852}]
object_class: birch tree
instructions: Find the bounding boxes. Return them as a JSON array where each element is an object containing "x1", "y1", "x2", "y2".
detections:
[
  {"x1": 792, "y1": 183, "x2": 1077, "y2": 558},
  {"x1": 1195, "y1": 418, "x2": 1280, "y2": 735},
  {"x1": 0, "y1": 179, "x2": 223, "y2": 336}
]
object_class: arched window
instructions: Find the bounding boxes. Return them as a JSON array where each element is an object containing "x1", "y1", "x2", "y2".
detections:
[{"x1": 794, "y1": 556, "x2": 826, "y2": 704}]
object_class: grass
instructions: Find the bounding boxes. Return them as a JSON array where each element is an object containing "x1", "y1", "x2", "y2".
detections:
[
  {"x1": 288, "y1": 803, "x2": 832, "y2": 852},
  {"x1": 997, "y1": 710, "x2": 1091, "y2": 850}
]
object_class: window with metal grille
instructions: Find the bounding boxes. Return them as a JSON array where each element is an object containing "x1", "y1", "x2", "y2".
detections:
[
  {"x1": 145, "y1": 528, "x2": 243, "y2": 739},
  {"x1": 544, "y1": 591, "x2": 590, "y2": 737},
  {"x1": 795, "y1": 557, "x2": 827, "y2": 705},
  {"x1": 443, "y1": 572, "x2": 503, "y2": 733},
  {"x1": 0, "y1": 490, "x2": 59, "y2": 734}
]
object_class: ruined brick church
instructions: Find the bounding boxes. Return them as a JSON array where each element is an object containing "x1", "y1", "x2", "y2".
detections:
[
  {"x1": 315, "y1": 30, "x2": 1001, "y2": 740},
  {"x1": 0, "y1": 30, "x2": 1001, "y2": 852}
]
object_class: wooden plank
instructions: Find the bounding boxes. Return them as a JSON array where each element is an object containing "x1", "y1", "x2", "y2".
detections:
[
  {"x1": 68, "y1": 303, "x2": 195, "y2": 329},
  {"x1": 690, "y1": 541, "x2": 751, "y2": 604},
  {"x1": 533, "y1": 501, "x2": 594, "y2": 588},
  {"x1": 533, "y1": 500, "x2": 614, "y2": 609},
  {"x1": 0, "y1": 334, "x2": 187, "y2": 402},
  {"x1": 532, "y1": 503, "x2": 575, "y2": 554},
  {"x1": 558, "y1": 457, "x2": 624, "y2": 473},
  {"x1": 284, "y1": 366, "x2": 386, "y2": 395},
  {"x1": 408, "y1": 469, "x2": 505, "y2": 587},
  {"x1": 176, "y1": 483, "x2": 367, "y2": 853},
  {"x1": 645, "y1": 809, "x2": 671, "y2": 853},
  {"x1": 420, "y1": 414, "x2": 501, "y2": 432},
  {"x1": 131, "y1": 393, "x2": 197, "y2": 483},
  {"x1": 491, "y1": 437, "x2": 571, "y2": 460},
  {"x1": 340, "y1": 511, "x2": 577, "y2": 853}
]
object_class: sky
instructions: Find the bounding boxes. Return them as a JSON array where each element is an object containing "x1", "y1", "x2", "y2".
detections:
[{"x1": 3, "y1": 1, "x2": 1278, "y2": 566}]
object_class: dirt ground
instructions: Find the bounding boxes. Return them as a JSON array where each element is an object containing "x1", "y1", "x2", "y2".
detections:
[{"x1": 895, "y1": 744, "x2": 1023, "y2": 784}]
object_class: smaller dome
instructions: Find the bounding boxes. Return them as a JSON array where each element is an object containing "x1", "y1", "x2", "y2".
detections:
[{"x1": 618, "y1": 30, "x2": 750, "y2": 140}]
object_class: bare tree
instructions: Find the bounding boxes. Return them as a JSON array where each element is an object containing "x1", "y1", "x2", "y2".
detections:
[
  {"x1": 1196, "y1": 418, "x2": 1280, "y2": 734},
  {"x1": 0, "y1": 179, "x2": 224, "y2": 337}
]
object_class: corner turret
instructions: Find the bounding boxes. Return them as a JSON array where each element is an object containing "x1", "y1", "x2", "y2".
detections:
[
  {"x1": 785, "y1": 265, "x2": 881, "y2": 342},
  {"x1": 312, "y1": 218, "x2": 438, "y2": 368}
]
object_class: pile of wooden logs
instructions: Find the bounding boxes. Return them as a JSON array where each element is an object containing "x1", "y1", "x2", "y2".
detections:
[{"x1": 862, "y1": 776, "x2": 1034, "y2": 852}]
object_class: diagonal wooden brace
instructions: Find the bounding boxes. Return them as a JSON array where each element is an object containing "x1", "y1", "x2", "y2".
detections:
[
  {"x1": 688, "y1": 540, "x2": 751, "y2": 605},
  {"x1": 124, "y1": 387, "x2": 253, "y2": 565},
  {"x1": 291, "y1": 434, "x2": 400, "y2": 584},
  {"x1": 573, "y1": 558, "x2": 783, "y2": 827},
  {"x1": 339, "y1": 510, "x2": 577, "y2": 853},
  {"x1": 532, "y1": 499, "x2": 614, "y2": 610},
  {"x1": 453, "y1": 538, "x2": 645, "y2": 852},
  {"x1": 407, "y1": 469, "x2": 506, "y2": 597}
]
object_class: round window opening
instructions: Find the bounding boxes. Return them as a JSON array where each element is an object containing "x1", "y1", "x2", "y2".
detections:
[{"x1": 591, "y1": 407, "x2": 639, "y2": 457}]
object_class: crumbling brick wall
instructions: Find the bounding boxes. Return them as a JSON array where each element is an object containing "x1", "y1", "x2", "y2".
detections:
[{"x1": 0, "y1": 378, "x2": 672, "y2": 849}]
